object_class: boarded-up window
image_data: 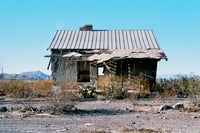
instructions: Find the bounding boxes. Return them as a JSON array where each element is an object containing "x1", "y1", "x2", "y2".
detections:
[{"x1": 77, "y1": 61, "x2": 90, "y2": 82}]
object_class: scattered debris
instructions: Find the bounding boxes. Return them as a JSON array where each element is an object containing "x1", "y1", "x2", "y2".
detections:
[
  {"x1": 159, "y1": 105, "x2": 173, "y2": 111},
  {"x1": 191, "y1": 115, "x2": 200, "y2": 120},
  {"x1": 0, "y1": 115, "x2": 4, "y2": 118},
  {"x1": 0, "y1": 106, "x2": 7, "y2": 112},
  {"x1": 84, "y1": 123, "x2": 93, "y2": 127},
  {"x1": 0, "y1": 98, "x2": 200, "y2": 132},
  {"x1": 136, "y1": 114, "x2": 140, "y2": 118},
  {"x1": 173, "y1": 103, "x2": 184, "y2": 110},
  {"x1": 63, "y1": 104, "x2": 77, "y2": 113},
  {"x1": 34, "y1": 113, "x2": 58, "y2": 118},
  {"x1": 21, "y1": 111, "x2": 35, "y2": 118},
  {"x1": 11, "y1": 106, "x2": 22, "y2": 111}
]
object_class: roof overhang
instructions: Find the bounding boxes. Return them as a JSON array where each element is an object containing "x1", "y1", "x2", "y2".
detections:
[{"x1": 48, "y1": 49, "x2": 167, "y2": 63}]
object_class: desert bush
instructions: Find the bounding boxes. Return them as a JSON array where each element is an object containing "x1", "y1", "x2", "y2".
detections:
[
  {"x1": 1, "y1": 79, "x2": 33, "y2": 98},
  {"x1": 79, "y1": 129, "x2": 106, "y2": 133},
  {"x1": 127, "y1": 75, "x2": 151, "y2": 99},
  {"x1": 78, "y1": 85, "x2": 96, "y2": 99},
  {"x1": 49, "y1": 94, "x2": 76, "y2": 114},
  {"x1": 0, "y1": 81, "x2": 6, "y2": 96},
  {"x1": 122, "y1": 128, "x2": 163, "y2": 133},
  {"x1": 0, "y1": 79, "x2": 80, "y2": 113},
  {"x1": 30, "y1": 80, "x2": 52, "y2": 98},
  {"x1": 102, "y1": 74, "x2": 152, "y2": 99},
  {"x1": 0, "y1": 79, "x2": 54, "y2": 98},
  {"x1": 102, "y1": 82, "x2": 128, "y2": 99},
  {"x1": 123, "y1": 73, "x2": 151, "y2": 93},
  {"x1": 155, "y1": 77, "x2": 200, "y2": 106},
  {"x1": 154, "y1": 79, "x2": 178, "y2": 97},
  {"x1": 47, "y1": 81, "x2": 79, "y2": 114},
  {"x1": 185, "y1": 77, "x2": 200, "y2": 106}
]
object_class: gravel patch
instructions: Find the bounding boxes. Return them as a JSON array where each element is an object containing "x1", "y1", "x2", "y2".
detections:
[{"x1": 0, "y1": 98, "x2": 200, "y2": 133}]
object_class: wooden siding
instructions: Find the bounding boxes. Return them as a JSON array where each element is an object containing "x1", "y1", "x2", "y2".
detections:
[
  {"x1": 51, "y1": 58, "x2": 77, "y2": 82},
  {"x1": 51, "y1": 51, "x2": 158, "y2": 91}
]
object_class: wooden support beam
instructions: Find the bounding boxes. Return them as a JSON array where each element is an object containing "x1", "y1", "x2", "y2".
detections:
[{"x1": 121, "y1": 60, "x2": 123, "y2": 88}]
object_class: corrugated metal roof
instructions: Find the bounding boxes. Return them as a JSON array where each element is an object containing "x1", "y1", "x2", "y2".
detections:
[{"x1": 48, "y1": 30, "x2": 160, "y2": 50}]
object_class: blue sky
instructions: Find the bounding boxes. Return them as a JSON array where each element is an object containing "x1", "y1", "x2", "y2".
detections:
[{"x1": 0, "y1": 0, "x2": 199, "y2": 75}]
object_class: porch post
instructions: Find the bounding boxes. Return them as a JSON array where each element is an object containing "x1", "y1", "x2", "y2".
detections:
[{"x1": 121, "y1": 60, "x2": 123, "y2": 88}]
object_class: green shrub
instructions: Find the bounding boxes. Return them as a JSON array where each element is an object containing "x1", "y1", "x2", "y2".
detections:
[{"x1": 78, "y1": 85, "x2": 96, "y2": 98}]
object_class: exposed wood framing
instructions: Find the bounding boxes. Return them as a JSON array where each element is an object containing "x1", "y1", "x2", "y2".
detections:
[{"x1": 48, "y1": 49, "x2": 160, "y2": 91}]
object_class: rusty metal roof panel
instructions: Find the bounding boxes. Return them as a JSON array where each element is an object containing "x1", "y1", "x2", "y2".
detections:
[
  {"x1": 86, "y1": 49, "x2": 167, "y2": 63},
  {"x1": 62, "y1": 52, "x2": 82, "y2": 57},
  {"x1": 48, "y1": 30, "x2": 160, "y2": 50}
]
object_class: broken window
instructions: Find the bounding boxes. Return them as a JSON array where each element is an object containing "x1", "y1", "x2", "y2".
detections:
[
  {"x1": 77, "y1": 61, "x2": 90, "y2": 82},
  {"x1": 98, "y1": 67, "x2": 104, "y2": 76}
]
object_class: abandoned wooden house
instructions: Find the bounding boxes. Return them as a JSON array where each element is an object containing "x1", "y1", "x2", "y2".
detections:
[{"x1": 46, "y1": 25, "x2": 167, "y2": 91}]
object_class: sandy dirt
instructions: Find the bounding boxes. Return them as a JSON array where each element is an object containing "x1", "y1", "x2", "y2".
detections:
[{"x1": 0, "y1": 98, "x2": 200, "y2": 133}]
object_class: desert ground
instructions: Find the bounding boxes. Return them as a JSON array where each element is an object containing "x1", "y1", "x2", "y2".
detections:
[{"x1": 0, "y1": 97, "x2": 200, "y2": 133}]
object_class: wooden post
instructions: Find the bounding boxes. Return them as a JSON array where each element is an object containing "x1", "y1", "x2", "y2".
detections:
[
  {"x1": 128, "y1": 63, "x2": 130, "y2": 80},
  {"x1": 121, "y1": 60, "x2": 123, "y2": 88}
]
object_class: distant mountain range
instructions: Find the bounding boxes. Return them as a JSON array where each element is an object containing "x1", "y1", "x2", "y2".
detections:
[
  {"x1": 1, "y1": 71, "x2": 199, "y2": 80},
  {"x1": 1, "y1": 71, "x2": 49, "y2": 80},
  {"x1": 157, "y1": 73, "x2": 200, "y2": 79}
]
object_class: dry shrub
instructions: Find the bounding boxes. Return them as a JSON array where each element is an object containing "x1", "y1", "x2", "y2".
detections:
[
  {"x1": 0, "y1": 79, "x2": 54, "y2": 98},
  {"x1": 58, "y1": 81, "x2": 80, "y2": 100},
  {"x1": 122, "y1": 128, "x2": 167, "y2": 133},
  {"x1": 155, "y1": 77, "x2": 200, "y2": 106},
  {"x1": 183, "y1": 107, "x2": 199, "y2": 113},
  {"x1": 79, "y1": 129, "x2": 106, "y2": 133},
  {"x1": 155, "y1": 79, "x2": 177, "y2": 98},
  {"x1": 60, "y1": 81, "x2": 78, "y2": 89},
  {"x1": 0, "y1": 79, "x2": 33, "y2": 98},
  {"x1": 47, "y1": 81, "x2": 80, "y2": 114},
  {"x1": 102, "y1": 74, "x2": 151, "y2": 99},
  {"x1": 185, "y1": 77, "x2": 200, "y2": 106},
  {"x1": 154, "y1": 79, "x2": 178, "y2": 98},
  {"x1": 125, "y1": 73, "x2": 151, "y2": 93},
  {"x1": 0, "y1": 81, "x2": 7, "y2": 96},
  {"x1": 0, "y1": 79, "x2": 80, "y2": 114},
  {"x1": 30, "y1": 80, "x2": 52, "y2": 98},
  {"x1": 154, "y1": 79, "x2": 189, "y2": 98},
  {"x1": 123, "y1": 74, "x2": 151, "y2": 99},
  {"x1": 102, "y1": 82, "x2": 128, "y2": 99}
]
